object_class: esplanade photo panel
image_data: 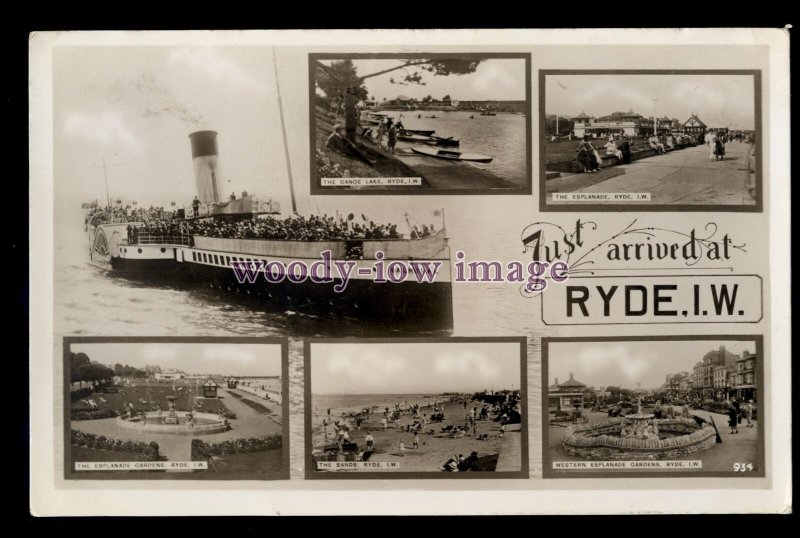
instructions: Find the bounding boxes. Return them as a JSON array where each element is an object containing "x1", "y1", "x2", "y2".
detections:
[{"x1": 540, "y1": 70, "x2": 762, "y2": 212}]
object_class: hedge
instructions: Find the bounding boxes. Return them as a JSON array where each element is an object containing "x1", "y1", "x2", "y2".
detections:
[
  {"x1": 71, "y1": 430, "x2": 160, "y2": 461},
  {"x1": 191, "y1": 435, "x2": 282, "y2": 459},
  {"x1": 71, "y1": 408, "x2": 119, "y2": 420}
]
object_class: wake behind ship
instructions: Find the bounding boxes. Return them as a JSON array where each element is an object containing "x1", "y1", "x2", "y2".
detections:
[{"x1": 85, "y1": 130, "x2": 453, "y2": 332}]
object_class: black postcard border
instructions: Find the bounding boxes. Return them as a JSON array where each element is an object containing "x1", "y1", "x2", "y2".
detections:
[
  {"x1": 303, "y1": 336, "x2": 529, "y2": 480},
  {"x1": 63, "y1": 336, "x2": 291, "y2": 481},
  {"x1": 541, "y1": 335, "x2": 766, "y2": 479},
  {"x1": 308, "y1": 52, "x2": 533, "y2": 195},
  {"x1": 538, "y1": 69, "x2": 764, "y2": 212}
]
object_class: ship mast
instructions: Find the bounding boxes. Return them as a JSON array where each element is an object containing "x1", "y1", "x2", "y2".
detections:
[
  {"x1": 102, "y1": 155, "x2": 111, "y2": 208},
  {"x1": 89, "y1": 154, "x2": 113, "y2": 208},
  {"x1": 272, "y1": 47, "x2": 298, "y2": 214}
]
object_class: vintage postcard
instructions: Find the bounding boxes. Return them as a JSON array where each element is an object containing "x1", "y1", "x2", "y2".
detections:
[{"x1": 28, "y1": 29, "x2": 790, "y2": 516}]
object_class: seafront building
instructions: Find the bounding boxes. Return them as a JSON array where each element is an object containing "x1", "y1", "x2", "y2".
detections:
[
  {"x1": 689, "y1": 346, "x2": 758, "y2": 402},
  {"x1": 570, "y1": 110, "x2": 700, "y2": 138},
  {"x1": 547, "y1": 373, "x2": 587, "y2": 412}
]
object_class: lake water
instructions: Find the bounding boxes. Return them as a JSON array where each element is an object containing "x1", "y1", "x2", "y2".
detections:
[{"x1": 380, "y1": 110, "x2": 528, "y2": 186}]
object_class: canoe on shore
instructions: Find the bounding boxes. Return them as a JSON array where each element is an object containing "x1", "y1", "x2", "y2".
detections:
[
  {"x1": 411, "y1": 146, "x2": 493, "y2": 163},
  {"x1": 398, "y1": 133, "x2": 435, "y2": 143},
  {"x1": 426, "y1": 136, "x2": 460, "y2": 147},
  {"x1": 401, "y1": 129, "x2": 436, "y2": 136}
]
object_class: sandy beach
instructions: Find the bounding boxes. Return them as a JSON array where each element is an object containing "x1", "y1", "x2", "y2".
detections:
[{"x1": 311, "y1": 395, "x2": 516, "y2": 472}]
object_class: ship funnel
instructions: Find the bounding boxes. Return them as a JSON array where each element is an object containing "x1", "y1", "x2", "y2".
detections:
[{"x1": 189, "y1": 130, "x2": 221, "y2": 203}]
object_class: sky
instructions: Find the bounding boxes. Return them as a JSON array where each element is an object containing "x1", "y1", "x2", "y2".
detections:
[
  {"x1": 545, "y1": 74, "x2": 756, "y2": 130},
  {"x1": 319, "y1": 58, "x2": 526, "y2": 102},
  {"x1": 71, "y1": 342, "x2": 282, "y2": 377},
  {"x1": 311, "y1": 342, "x2": 520, "y2": 395},
  {"x1": 54, "y1": 46, "x2": 296, "y2": 212},
  {"x1": 548, "y1": 340, "x2": 756, "y2": 390},
  {"x1": 52, "y1": 46, "x2": 458, "y2": 229}
]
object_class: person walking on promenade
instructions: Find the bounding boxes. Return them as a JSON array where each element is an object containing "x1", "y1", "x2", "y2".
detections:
[
  {"x1": 707, "y1": 131, "x2": 718, "y2": 161},
  {"x1": 727, "y1": 403, "x2": 740, "y2": 434},
  {"x1": 744, "y1": 400, "x2": 754, "y2": 428}
]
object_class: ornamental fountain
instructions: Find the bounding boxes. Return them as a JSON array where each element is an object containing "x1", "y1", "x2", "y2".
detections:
[
  {"x1": 618, "y1": 397, "x2": 659, "y2": 440},
  {"x1": 561, "y1": 396, "x2": 718, "y2": 460},
  {"x1": 117, "y1": 388, "x2": 230, "y2": 436}
]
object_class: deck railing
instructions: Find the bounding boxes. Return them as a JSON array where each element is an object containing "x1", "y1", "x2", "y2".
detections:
[{"x1": 131, "y1": 233, "x2": 192, "y2": 246}]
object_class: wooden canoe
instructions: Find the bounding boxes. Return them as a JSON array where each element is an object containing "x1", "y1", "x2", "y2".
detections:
[{"x1": 411, "y1": 146, "x2": 493, "y2": 163}]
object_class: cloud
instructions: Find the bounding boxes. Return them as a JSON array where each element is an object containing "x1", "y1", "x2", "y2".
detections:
[
  {"x1": 63, "y1": 110, "x2": 142, "y2": 151},
  {"x1": 547, "y1": 74, "x2": 755, "y2": 129},
  {"x1": 139, "y1": 343, "x2": 179, "y2": 363},
  {"x1": 469, "y1": 61, "x2": 520, "y2": 97},
  {"x1": 313, "y1": 343, "x2": 519, "y2": 394},
  {"x1": 324, "y1": 349, "x2": 407, "y2": 388},
  {"x1": 105, "y1": 73, "x2": 202, "y2": 124},
  {"x1": 168, "y1": 47, "x2": 259, "y2": 90},
  {"x1": 569, "y1": 344, "x2": 652, "y2": 385},
  {"x1": 433, "y1": 350, "x2": 506, "y2": 380}
]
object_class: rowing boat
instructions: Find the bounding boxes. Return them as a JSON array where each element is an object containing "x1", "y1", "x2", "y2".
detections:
[
  {"x1": 426, "y1": 135, "x2": 459, "y2": 147},
  {"x1": 401, "y1": 129, "x2": 436, "y2": 136},
  {"x1": 411, "y1": 146, "x2": 493, "y2": 163},
  {"x1": 398, "y1": 133, "x2": 435, "y2": 143}
]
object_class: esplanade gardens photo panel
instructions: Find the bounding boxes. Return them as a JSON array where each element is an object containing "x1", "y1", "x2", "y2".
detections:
[
  {"x1": 543, "y1": 336, "x2": 763, "y2": 479},
  {"x1": 64, "y1": 337, "x2": 289, "y2": 480}
]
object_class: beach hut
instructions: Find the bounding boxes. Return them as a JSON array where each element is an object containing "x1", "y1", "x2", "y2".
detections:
[{"x1": 202, "y1": 379, "x2": 219, "y2": 398}]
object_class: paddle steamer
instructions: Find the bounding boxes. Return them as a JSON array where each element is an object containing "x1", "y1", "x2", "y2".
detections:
[{"x1": 86, "y1": 130, "x2": 453, "y2": 330}]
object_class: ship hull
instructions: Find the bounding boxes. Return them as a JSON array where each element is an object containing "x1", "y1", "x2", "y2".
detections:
[
  {"x1": 109, "y1": 257, "x2": 182, "y2": 274},
  {"x1": 87, "y1": 224, "x2": 454, "y2": 331},
  {"x1": 181, "y1": 262, "x2": 453, "y2": 331}
]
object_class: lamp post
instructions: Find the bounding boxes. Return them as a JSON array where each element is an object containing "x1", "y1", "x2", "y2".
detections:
[{"x1": 652, "y1": 98, "x2": 659, "y2": 135}]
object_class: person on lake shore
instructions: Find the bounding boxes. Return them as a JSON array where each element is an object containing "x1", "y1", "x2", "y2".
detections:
[
  {"x1": 325, "y1": 124, "x2": 376, "y2": 165},
  {"x1": 387, "y1": 122, "x2": 397, "y2": 154}
]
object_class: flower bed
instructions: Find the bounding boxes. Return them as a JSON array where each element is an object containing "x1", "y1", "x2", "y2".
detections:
[
  {"x1": 71, "y1": 430, "x2": 161, "y2": 461},
  {"x1": 71, "y1": 408, "x2": 119, "y2": 420},
  {"x1": 191, "y1": 435, "x2": 282, "y2": 460},
  {"x1": 561, "y1": 418, "x2": 717, "y2": 461}
]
